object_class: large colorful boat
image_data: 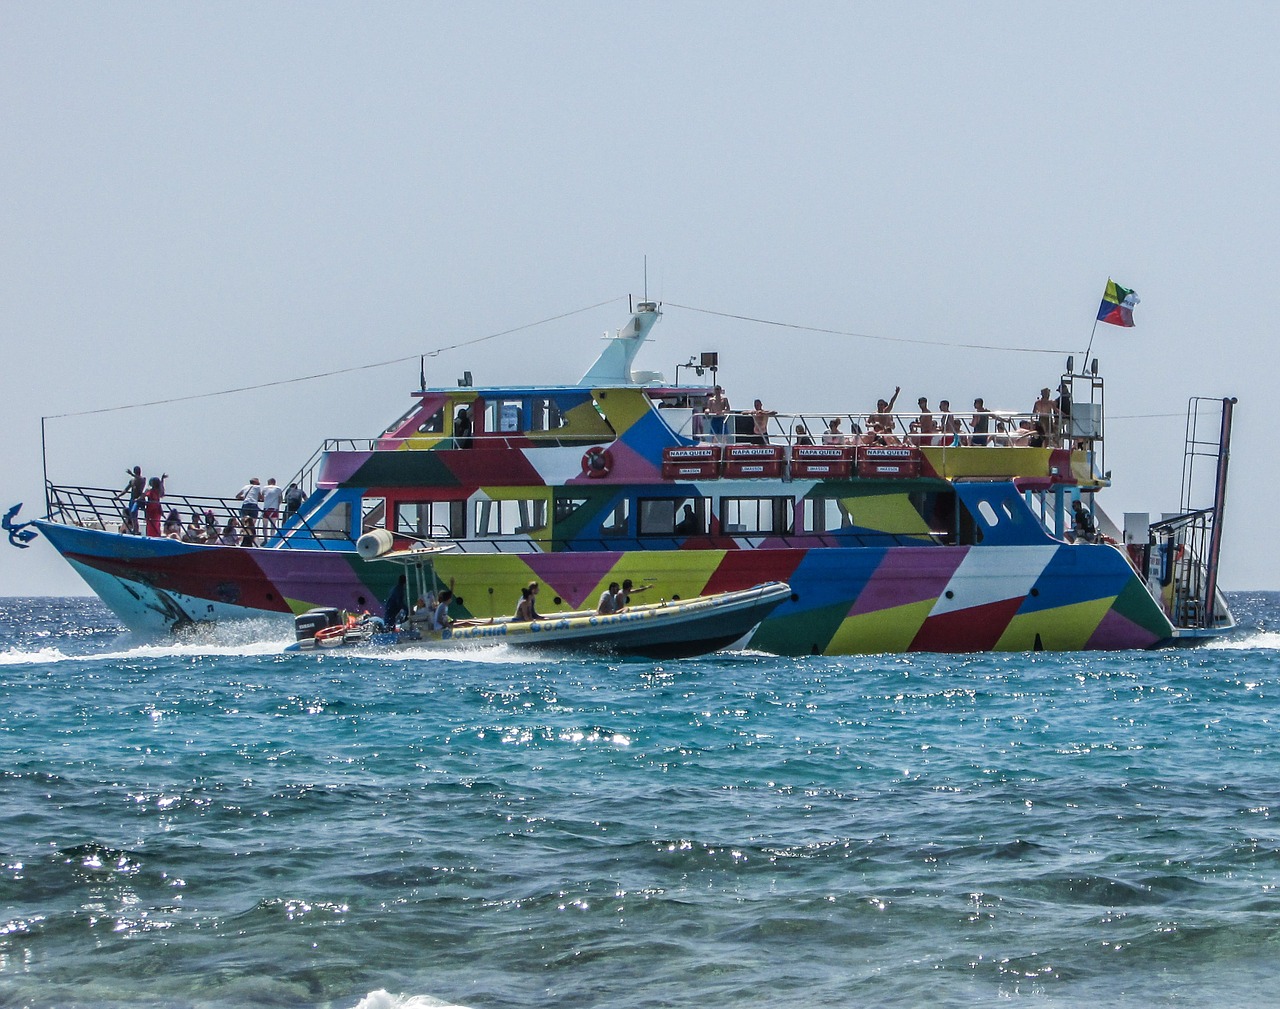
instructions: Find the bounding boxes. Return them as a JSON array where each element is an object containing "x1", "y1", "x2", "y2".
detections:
[{"x1": 26, "y1": 300, "x2": 1236, "y2": 652}]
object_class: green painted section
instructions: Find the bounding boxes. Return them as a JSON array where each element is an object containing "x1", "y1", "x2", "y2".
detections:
[
  {"x1": 748, "y1": 598, "x2": 850, "y2": 657},
  {"x1": 1111, "y1": 575, "x2": 1176, "y2": 637}
]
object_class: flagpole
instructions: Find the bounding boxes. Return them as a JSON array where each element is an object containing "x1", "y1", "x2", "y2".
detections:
[{"x1": 1082, "y1": 318, "x2": 1100, "y2": 370}]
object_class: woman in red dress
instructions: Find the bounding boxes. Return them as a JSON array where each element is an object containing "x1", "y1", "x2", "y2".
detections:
[{"x1": 143, "y1": 475, "x2": 166, "y2": 537}]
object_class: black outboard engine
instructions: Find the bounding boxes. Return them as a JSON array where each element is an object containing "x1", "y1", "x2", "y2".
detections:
[{"x1": 295, "y1": 607, "x2": 343, "y2": 644}]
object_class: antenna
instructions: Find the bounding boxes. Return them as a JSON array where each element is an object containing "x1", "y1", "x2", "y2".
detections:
[{"x1": 644, "y1": 255, "x2": 648, "y2": 303}]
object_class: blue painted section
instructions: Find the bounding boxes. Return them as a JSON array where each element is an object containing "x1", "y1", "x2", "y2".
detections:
[
  {"x1": 618, "y1": 408, "x2": 684, "y2": 457},
  {"x1": 785, "y1": 545, "x2": 890, "y2": 612},
  {"x1": 1019, "y1": 543, "x2": 1137, "y2": 615},
  {"x1": 954, "y1": 483, "x2": 1057, "y2": 547}
]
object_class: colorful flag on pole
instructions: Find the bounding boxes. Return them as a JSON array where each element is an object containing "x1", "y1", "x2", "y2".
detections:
[{"x1": 1096, "y1": 279, "x2": 1139, "y2": 327}]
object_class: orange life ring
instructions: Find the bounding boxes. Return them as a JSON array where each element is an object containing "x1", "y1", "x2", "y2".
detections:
[
  {"x1": 582, "y1": 446, "x2": 614, "y2": 478},
  {"x1": 314, "y1": 624, "x2": 346, "y2": 645}
]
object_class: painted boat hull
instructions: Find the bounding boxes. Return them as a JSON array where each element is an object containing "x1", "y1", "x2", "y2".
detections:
[{"x1": 36, "y1": 521, "x2": 1181, "y2": 653}]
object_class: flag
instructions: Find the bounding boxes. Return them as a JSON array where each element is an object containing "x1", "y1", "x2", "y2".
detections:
[{"x1": 1097, "y1": 279, "x2": 1139, "y2": 327}]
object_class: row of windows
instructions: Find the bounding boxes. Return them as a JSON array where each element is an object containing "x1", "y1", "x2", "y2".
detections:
[
  {"x1": 415, "y1": 397, "x2": 573, "y2": 435},
  {"x1": 316, "y1": 492, "x2": 957, "y2": 541}
]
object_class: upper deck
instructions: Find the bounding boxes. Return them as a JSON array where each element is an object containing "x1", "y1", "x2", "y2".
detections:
[{"x1": 309, "y1": 377, "x2": 1105, "y2": 493}]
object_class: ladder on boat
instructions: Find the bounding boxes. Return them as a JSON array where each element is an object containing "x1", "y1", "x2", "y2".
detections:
[{"x1": 1149, "y1": 397, "x2": 1235, "y2": 631}]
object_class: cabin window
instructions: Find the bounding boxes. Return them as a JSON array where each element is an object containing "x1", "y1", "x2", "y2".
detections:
[
  {"x1": 530, "y1": 398, "x2": 566, "y2": 432},
  {"x1": 416, "y1": 407, "x2": 445, "y2": 434},
  {"x1": 800, "y1": 498, "x2": 854, "y2": 533},
  {"x1": 720, "y1": 497, "x2": 792, "y2": 535},
  {"x1": 311, "y1": 501, "x2": 352, "y2": 541},
  {"x1": 491, "y1": 400, "x2": 522, "y2": 434},
  {"x1": 800, "y1": 490, "x2": 956, "y2": 542},
  {"x1": 601, "y1": 499, "x2": 630, "y2": 536},
  {"x1": 474, "y1": 498, "x2": 548, "y2": 537},
  {"x1": 639, "y1": 496, "x2": 706, "y2": 536},
  {"x1": 554, "y1": 497, "x2": 589, "y2": 523},
  {"x1": 396, "y1": 500, "x2": 464, "y2": 539},
  {"x1": 361, "y1": 497, "x2": 386, "y2": 533}
]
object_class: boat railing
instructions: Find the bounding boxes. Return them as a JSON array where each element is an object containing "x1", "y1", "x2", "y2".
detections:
[
  {"x1": 432, "y1": 531, "x2": 952, "y2": 553},
  {"x1": 694, "y1": 409, "x2": 1088, "y2": 449},
  {"x1": 43, "y1": 483, "x2": 328, "y2": 549}
]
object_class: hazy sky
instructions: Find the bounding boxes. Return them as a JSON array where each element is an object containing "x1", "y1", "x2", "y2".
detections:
[{"x1": 2, "y1": 3, "x2": 1275, "y2": 595}]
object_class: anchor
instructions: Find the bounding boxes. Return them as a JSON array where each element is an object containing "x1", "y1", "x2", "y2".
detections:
[{"x1": 3, "y1": 503, "x2": 39, "y2": 549}]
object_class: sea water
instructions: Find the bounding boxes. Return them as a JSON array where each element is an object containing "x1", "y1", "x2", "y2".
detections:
[{"x1": 2, "y1": 594, "x2": 1279, "y2": 1009}]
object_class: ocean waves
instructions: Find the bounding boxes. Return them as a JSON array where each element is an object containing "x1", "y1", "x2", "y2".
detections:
[{"x1": 2, "y1": 594, "x2": 1280, "y2": 1007}]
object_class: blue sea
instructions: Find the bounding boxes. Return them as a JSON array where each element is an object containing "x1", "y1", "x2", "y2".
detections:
[{"x1": 2, "y1": 594, "x2": 1280, "y2": 1009}]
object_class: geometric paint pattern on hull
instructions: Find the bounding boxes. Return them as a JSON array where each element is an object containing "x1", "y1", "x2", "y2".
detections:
[{"x1": 40, "y1": 520, "x2": 1173, "y2": 654}]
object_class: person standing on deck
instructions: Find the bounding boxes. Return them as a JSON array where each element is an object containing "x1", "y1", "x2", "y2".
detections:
[
  {"x1": 750, "y1": 399, "x2": 777, "y2": 445},
  {"x1": 971, "y1": 398, "x2": 992, "y2": 446},
  {"x1": 284, "y1": 483, "x2": 304, "y2": 523},
  {"x1": 142, "y1": 475, "x2": 166, "y2": 538},
  {"x1": 261, "y1": 478, "x2": 284, "y2": 537},
  {"x1": 236, "y1": 478, "x2": 263, "y2": 541},
  {"x1": 704, "y1": 386, "x2": 731, "y2": 445},
  {"x1": 120, "y1": 466, "x2": 146, "y2": 534}
]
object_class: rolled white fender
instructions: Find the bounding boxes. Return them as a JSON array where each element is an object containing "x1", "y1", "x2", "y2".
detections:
[{"x1": 356, "y1": 528, "x2": 395, "y2": 560}]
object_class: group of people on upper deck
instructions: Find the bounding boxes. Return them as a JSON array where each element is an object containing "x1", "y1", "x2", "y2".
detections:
[
  {"x1": 117, "y1": 466, "x2": 304, "y2": 546},
  {"x1": 700, "y1": 382, "x2": 1075, "y2": 449}
]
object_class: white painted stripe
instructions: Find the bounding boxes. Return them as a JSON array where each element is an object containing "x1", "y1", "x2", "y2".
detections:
[{"x1": 928, "y1": 545, "x2": 1059, "y2": 617}]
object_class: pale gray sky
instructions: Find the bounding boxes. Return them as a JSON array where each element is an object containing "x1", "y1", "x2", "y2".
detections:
[{"x1": 2, "y1": 3, "x2": 1275, "y2": 594}]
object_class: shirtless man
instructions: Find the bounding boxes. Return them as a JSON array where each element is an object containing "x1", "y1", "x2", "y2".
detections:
[
  {"x1": 121, "y1": 466, "x2": 145, "y2": 534},
  {"x1": 916, "y1": 397, "x2": 937, "y2": 444},
  {"x1": 704, "y1": 385, "x2": 731, "y2": 444},
  {"x1": 750, "y1": 399, "x2": 777, "y2": 445},
  {"x1": 1032, "y1": 387, "x2": 1059, "y2": 444},
  {"x1": 869, "y1": 386, "x2": 901, "y2": 440},
  {"x1": 938, "y1": 400, "x2": 960, "y2": 446}
]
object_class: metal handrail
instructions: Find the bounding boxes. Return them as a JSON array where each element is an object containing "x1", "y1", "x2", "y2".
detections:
[
  {"x1": 43, "y1": 483, "x2": 339, "y2": 550},
  {"x1": 692, "y1": 408, "x2": 1082, "y2": 449}
]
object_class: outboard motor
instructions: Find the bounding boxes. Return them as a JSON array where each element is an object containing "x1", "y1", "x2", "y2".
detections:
[{"x1": 294, "y1": 607, "x2": 343, "y2": 646}]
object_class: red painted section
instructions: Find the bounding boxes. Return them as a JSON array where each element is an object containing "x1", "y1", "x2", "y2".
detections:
[
  {"x1": 908, "y1": 596, "x2": 1025, "y2": 652},
  {"x1": 700, "y1": 549, "x2": 804, "y2": 596},
  {"x1": 440, "y1": 449, "x2": 544, "y2": 488},
  {"x1": 65, "y1": 548, "x2": 294, "y2": 613}
]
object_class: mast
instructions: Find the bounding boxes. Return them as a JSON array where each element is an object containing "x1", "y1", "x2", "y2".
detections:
[{"x1": 1201, "y1": 397, "x2": 1235, "y2": 627}]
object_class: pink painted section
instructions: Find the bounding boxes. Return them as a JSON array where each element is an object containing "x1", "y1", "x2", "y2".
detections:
[
  {"x1": 318, "y1": 451, "x2": 374, "y2": 488},
  {"x1": 1085, "y1": 608, "x2": 1161, "y2": 649},
  {"x1": 847, "y1": 547, "x2": 968, "y2": 617},
  {"x1": 523, "y1": 552, "x2": 625, "y2": 609},
  {"x1": 566, "y1": 440, "x2": 663, "y2": 485},
  {"x1": 384, "y1": 393, "x2": 450, "y2": 440},
  {"x1": 253, "y1": 550, "x2": 374, "y2": 609}
]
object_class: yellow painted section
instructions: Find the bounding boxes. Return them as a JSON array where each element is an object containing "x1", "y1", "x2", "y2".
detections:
[
  {"x1": 825, "y1": 599, "x2": 935, "y2": 654},
  {"x1": 590, "y1": 387, "x2": 653, "y2": 435},
  {"x1": 993, "y1": 595, "x2": 1115, "y2": 651},
  {"x1": 922, "y1": 446, "x2": 1051, "y2": 479},
  {"x1": 540, "y1": 399, "x2": 615, "y2": 439},
  {"x1": 397, "y1": 433, "x2": 448, "y2": 451},
  {"x1": 840, "y1": 493, "x2": 934, "y2": 539},
  {"x1": 920, "y1": 446, "x2": 1097, "y2": 484},
  {"x1": 399, "y1": 392, "x2": 480, "y2": 450},
  {"x1": 284, "y1": 596, "x2": 317, "y2": 616},
  {"x1": 429, "y1": 549, "x2": 726, "y2": 619}
]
